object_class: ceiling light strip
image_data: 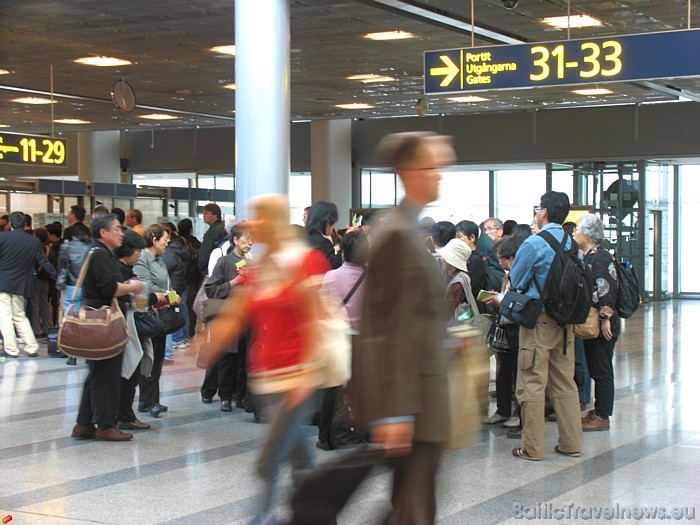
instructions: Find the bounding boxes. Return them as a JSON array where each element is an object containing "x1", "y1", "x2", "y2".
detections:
[
  {"x1": 363, "y1": 0, "x2": 524, "y2": 45},
  {"x1": 0, "y1": 85, "x2": 235, "y2": 122}
]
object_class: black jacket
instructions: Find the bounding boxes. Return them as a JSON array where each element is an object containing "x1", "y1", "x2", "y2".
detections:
[
  {"x1": 0, "y1": 229, "x2": 57, "y2": 298},
  {"x1": 205, "y1": 251, "x2": 246, "y2": 299},
  {"x1": 162, "y1": 239, "x2": 189, "y2": 294},
  {"x1": 308, "y1": 232, "x2": 341, "y2": 269}
]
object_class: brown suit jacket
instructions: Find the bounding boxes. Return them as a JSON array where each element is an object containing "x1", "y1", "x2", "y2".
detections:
[{"x1": 355, "y1": 203, "x2": 449, "y2": 443}]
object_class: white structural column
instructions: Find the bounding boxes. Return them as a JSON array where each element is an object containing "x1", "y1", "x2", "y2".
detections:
[
  {"x1": 234, "y1": 0, "x2": 290, "y2": 220},
  {"x1": 77, "y1": 131, "x2": 120, "y2": 183},
  {"x1": 310, "y1": 119, "x2": 352, "y2": 223}
]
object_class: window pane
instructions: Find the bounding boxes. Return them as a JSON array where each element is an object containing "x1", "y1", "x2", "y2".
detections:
[
  {"x1": 495, "y1": 169, "x2": 546, "y2": 223},
  {"x1": 370, "y1": 171, "x2": 397, "y2": 207},
  {"x1": 290, "y1": 172, "x2": 311, "y2": 225},
  {"x1": 422, "y1": 170, "x2": 489, "y2": 223},
  {"x1": 679, "y1": 165, "x2": 700, "y2": 292}
]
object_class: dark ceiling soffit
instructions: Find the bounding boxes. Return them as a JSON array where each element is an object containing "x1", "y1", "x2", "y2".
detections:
[
  {"x1": 631, "y1": 80, "x2": 700, "y2": 104},
  {"x1": 0, "y1": 85, "x2": 236, "y2": 122},
  {"x1": 358, "y1": 0, "x2": 526, "y2": 45}
]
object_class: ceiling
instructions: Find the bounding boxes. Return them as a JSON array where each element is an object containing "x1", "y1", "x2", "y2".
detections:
[{"x1": 1, "y1": 0, "x2": 699, "y2": 134}]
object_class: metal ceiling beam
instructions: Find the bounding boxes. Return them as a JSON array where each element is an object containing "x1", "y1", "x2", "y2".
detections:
[
  {"x1": 632, "y1": 80, "x2": 700, "y2": 104},
  {"x1": 360, "y1": 0, "x2": 526, "y2": 45},
  {"x1": 0, "y1": 85, "x2": 237, "y2": 122}
]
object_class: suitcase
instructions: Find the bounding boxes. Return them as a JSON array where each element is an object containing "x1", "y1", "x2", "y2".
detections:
[{"x1": 47, "y1": 326, "x2": 62, "y2": 357}]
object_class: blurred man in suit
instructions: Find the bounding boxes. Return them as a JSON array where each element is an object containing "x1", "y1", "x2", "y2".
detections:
[
  {"x1": 0, "y1": 212, "x2": 57, "y2": 357},
  {"x1": 355, "y1": 132, "x2": 454, "y2": 524}
]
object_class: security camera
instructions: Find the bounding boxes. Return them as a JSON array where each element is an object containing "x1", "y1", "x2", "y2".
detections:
[{"x1": 502, "y1": 0, "x2": 518, "y2": 8}]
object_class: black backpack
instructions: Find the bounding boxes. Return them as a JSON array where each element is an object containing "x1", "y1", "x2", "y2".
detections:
[
  {"x1": 537, "y1": 230, "x2": 594, "y2": 326},
  {"x1": 615, "y1": 258, "x2": 640, "y2": 319}
]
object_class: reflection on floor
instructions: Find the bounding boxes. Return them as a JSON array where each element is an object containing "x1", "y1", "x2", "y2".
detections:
[{"x1": 1, "y1": 300, "x2": 699, "y2": 524}]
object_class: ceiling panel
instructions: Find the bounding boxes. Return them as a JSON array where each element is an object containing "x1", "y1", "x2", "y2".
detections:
[{"x1": 0, "y1": 0, "x2": 699, "y2": 134}]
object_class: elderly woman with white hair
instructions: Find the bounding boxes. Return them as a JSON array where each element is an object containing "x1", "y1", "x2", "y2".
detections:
[{"x1": 573, "y1": 213, "x2": 619, "y2": 433}]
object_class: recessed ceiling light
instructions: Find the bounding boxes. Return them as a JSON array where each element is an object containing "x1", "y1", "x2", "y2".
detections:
[
  {"x1": 0, "y1": 124, "x2": 9, "y2": 128},
  {"x1": 347, "y1": 74, "x2": 396, "y2": 83},
  {"x1": 336, "y1": 103, "x2": 375, "y2": 110},
  {"x1": 447, "y1": 96, "x2": 489, "y2": 103},
  {"x1": 0, "y1": 69, "x2": 11, "y2": 75},
  {"x1": 139, "y1": 113, "x2": 178, "y2": 120},
  {"x1": 364, "y1": 30, "x2": 416, "y2": 41},
  {"x1": 210, "y1": 45, "x2": 236, "y2": 56},
  {"x1": 541, "y1": 15, "x2": 603, "y2": 29},
  {"x1": 572, "y1": 88, "x2": 613, "y2": 95},
  {"x1": 223, "y1": 83, "x2": 236, "y2": 90},
  {"x1": 11, "y1": 97, "x2": 57, "y2": 105},
  {"x1": 74, "y1": 56, "x2": 132, "y2": 67},
  {"x1": 54, "y1": 118, "x2": 91, "y2": 124}
]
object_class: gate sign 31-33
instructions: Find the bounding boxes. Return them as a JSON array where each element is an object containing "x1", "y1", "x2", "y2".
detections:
[{"x1": 424, "y1": 29, "x2": 700, "y2": 95}]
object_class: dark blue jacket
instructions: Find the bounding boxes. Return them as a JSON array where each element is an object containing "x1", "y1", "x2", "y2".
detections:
[{"x1": 0, "y1": 229, "x2": 57, "y2": 298}]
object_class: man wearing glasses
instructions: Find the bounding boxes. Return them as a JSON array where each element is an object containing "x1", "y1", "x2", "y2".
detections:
[
  {"x1": 508, "y1": 192, "x2": 583, "y2": 461},
  {"x1": 478, "y1": 217, "x2": 505, "y2": 274}
]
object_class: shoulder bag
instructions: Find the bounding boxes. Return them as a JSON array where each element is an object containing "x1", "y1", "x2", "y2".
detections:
[
  {"x1": 134, "y1": 307, "x2": 163, "y2": 339},
  {"x1": 156, "y1": 277, "x2": 186, "y2": 335},
  {"x1": 486, "y1": 312, "x2": 511, "y2": 352},
  {"x1": 58, "y1": 249, "x2": 130, "y2": 360},
  {"x1": 500, "y1": 290, "x2": 542, "y2": 329},
  {"x1": 573, "y1": 306, "x2": 600, "y2": 339}
]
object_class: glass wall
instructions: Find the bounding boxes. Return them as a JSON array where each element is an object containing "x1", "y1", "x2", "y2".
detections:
[
  {"x1": 679, "y1": 165, "x2": 700, "y2": 293},
  {"x1": 360, "y1": 166, "x2": 547, "y2": 226},
  {"x1": 133, "y1": 171, "x2": 312, "y2": 226},
  {"x1": 494, "y1": 169, "x2": 546, "y2": 224}
]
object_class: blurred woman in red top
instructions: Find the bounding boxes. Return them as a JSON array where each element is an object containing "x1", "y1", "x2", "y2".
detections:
[{"x1": 202, "y1": 194, "x2": 329, "y2": 525}]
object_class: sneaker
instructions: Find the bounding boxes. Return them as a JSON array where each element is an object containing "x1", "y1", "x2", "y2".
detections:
[
  {"x1": 502, "y1": 416, "x2": 520, "y2": 428},
  {"x1": 482, "y1": 413, "x2": 509, "y2": 425},
  {"x1": 512, "y1": 447, "x2": 541, "y2": 461},
  {"x1": 582, "y1": 410, "x2": 610, "y2": 432}
]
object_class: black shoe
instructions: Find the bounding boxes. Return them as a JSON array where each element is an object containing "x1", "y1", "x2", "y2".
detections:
[
  {"x1": 220, "y1": 400, "x2": 232, "y2": 412},
  {"x1": 138, "y1": 403, "x2": 161, "y2": 418},
  {"x1": 155, "y1": 403, "x2": 168, "y2": 413},
  {"x1": 316, "y1": 440, "x2": 332, "y2": 451},
  {"x1": 254, "y1": 415, "x2": 269, "y2": 424},
  {"x1": 66, "y1": 356, "x2": 77, "y2": 365},
  {"x1": 201, "y1": 396, "x2": 213, "y2": 404}
]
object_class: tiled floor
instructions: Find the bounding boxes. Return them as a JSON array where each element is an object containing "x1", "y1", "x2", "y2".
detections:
[{"x1": 1, "y1": 300, "x2": 699, "y2": 524}]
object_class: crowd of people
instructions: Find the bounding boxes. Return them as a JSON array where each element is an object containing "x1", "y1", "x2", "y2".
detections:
[{"x1": 0, "y1": 133, "x2": 626, "y2": 524}]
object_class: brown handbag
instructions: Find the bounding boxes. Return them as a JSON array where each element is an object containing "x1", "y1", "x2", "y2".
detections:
[
  {"x1": 58, "y1": 249, "x2": 130, "y2": 360},
  {"x1": 573, "y1": 306, "x2": 600, "y2": 340}
]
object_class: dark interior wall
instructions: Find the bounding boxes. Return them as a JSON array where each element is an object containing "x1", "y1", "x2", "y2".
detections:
[
  {"x1": 4, "y1": 103, "x2": 700, "y2": 180},
  {"x1": 123, "y1": 122, "x2": 312, "y2": 174},
  {"x1": 353, "y1": 102, "x2": 700, "y2": 166}
]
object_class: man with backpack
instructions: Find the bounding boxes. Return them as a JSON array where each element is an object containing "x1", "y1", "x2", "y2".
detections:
[{"x1": 508, "y1": 191, "x2": 584, "y2": 461}]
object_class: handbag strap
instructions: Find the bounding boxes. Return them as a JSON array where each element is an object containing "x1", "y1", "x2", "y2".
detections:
[
  {"x1": 71, "y1": 247, "x2": 97, "y2": 301},
  {"x1": 342, "y1": 268, "x2": 367, "y2": 305}
]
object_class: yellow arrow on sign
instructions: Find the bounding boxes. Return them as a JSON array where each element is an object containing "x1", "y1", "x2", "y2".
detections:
[{"x1": 430, "y1": 55, "x2": 459, "y2": 87}]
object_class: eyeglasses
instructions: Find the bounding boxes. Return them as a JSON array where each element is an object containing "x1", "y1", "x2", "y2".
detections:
[
  {"x1": 533, "y1": 206, "x2": 544, "y2": 214},
  {"x1": 483, "y1": 226, "x2": 497, "y2": 232}
]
